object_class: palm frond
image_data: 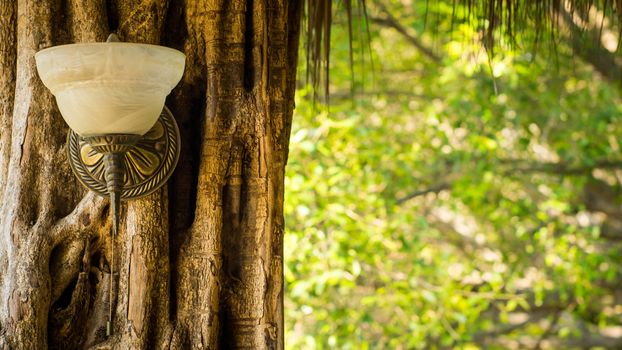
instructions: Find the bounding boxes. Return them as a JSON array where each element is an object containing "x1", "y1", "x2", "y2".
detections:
[
  {"x1": 457, "y1": 0, "x2": 622, "y2": 53},
  {"x1": 303, "y1": 0, "x2": 370, "y2": 103},
  {"x1": 302, "y1": 0, "x2": 622, "y2": 101}
]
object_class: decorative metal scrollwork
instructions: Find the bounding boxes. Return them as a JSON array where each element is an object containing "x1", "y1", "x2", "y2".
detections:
[{"x1": 68, "y1": 106, "x2": 180, "y2": 200}]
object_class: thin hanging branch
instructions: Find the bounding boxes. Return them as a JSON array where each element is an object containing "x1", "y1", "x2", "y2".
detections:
[
  {"x1": 455, "y1": 0, "x2": 622, "y2": 52},
  {"x1": 303, "y1": 0, "x2": 368, "y2": 103}
]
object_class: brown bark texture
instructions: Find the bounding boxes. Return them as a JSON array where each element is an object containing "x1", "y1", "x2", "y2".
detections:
[{"x1": 0, "y1": 0, "x2": 301, "y2": 349}]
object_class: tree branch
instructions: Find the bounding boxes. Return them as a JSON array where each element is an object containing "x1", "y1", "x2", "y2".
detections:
[
  {"x1": 500, "y1": 158, "x2": 622, "y2": 175},
  {"x1": 396, "y1": 158, "x2": 622, "y2": 205},
  {"x1": 551, "y1": 329, "x2": 622, "y2": 348},
  {"x1": 471, "y1": 311, "x2": 548, "y2": 342},
  {"x1": 396, "y1": 183, "x2": 450, "y2": 204},
  {"x1": 557, "y1": 5, "x2": 622, "y2": 85},
  {"x1": 370, "y1": 5, "x2": 442, "y2": 63},
  {"x1": 328, "y1": 90, "x2": 428, "y2": 100},
  {"x1": 533, "y1": 310, "x2": 562, "y2": 350}
]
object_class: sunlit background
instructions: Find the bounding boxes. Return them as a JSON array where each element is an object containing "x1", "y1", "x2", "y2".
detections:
[{"x1": 284, "y1": 1, "x2": 622, "y2": 349}]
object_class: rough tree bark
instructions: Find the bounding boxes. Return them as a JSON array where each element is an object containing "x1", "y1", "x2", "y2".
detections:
[{"x1": 0, "y1": 0, "x2": 301, "y2": 348}]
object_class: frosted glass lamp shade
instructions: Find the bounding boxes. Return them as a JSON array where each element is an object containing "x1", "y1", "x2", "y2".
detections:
[{"x1": 35, "y1": 42, "x2": 185, "y2": 136}]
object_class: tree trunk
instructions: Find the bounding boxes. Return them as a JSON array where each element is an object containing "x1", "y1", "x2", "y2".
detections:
[{"x1": 0, "y1": 0, "x2": 301, "y2": 348}]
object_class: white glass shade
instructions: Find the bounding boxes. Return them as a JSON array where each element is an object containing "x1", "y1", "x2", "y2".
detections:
[{"x1": 35, "y1": 42, "x2": 185, "y2": 136}]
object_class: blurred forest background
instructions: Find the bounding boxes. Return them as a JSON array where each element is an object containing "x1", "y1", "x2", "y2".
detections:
[{"x1": 284, "y1": 1, "x2": 622, "y2": 349}]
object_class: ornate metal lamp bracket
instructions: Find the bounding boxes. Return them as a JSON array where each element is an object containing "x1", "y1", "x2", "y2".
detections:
[{"x1": 67, "y1": 106, "x2": 181, "y2": 201}]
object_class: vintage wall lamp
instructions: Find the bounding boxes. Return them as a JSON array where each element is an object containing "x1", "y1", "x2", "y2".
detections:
[{"x1": 34, "y1": 34, "x2": 185, "y2": 336}]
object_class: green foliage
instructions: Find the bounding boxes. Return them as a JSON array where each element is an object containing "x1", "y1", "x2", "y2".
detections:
[{"x1": 286, "y1": 1, "x2": 622, "y2": 348}]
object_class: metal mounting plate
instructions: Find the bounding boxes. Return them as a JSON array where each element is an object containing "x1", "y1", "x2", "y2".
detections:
[{"x1": 67, "y1": 106, "x2": 180, "y2": 200}]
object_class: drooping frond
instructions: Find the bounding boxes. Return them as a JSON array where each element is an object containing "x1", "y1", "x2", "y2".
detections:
[
  {"x1": 304, "y1": 0, "x2": 331, "y2": 101},
  {"x1": 302, "y1": 0, "x2": 622, "y2": 100},
  {"x1": 457, "y1": 0, "x2": 622, "y2": 52},
  {"x1": 303, "y1": 0, "x2": 371, "y2": 102}
]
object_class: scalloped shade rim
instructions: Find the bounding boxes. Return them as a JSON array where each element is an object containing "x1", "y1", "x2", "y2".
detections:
[{"x1": 35, "y1": 41, "x2": 185, "y2": 136}]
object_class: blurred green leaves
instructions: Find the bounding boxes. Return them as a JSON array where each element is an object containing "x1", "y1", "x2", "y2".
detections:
[{"x1": 285, "y1": 1, "x2": 622, "y2": 348}]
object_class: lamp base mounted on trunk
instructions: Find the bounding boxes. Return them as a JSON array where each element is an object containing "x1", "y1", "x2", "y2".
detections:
[{"x1": 67, "y1": 106, "x2": 181, "y2": 201}]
